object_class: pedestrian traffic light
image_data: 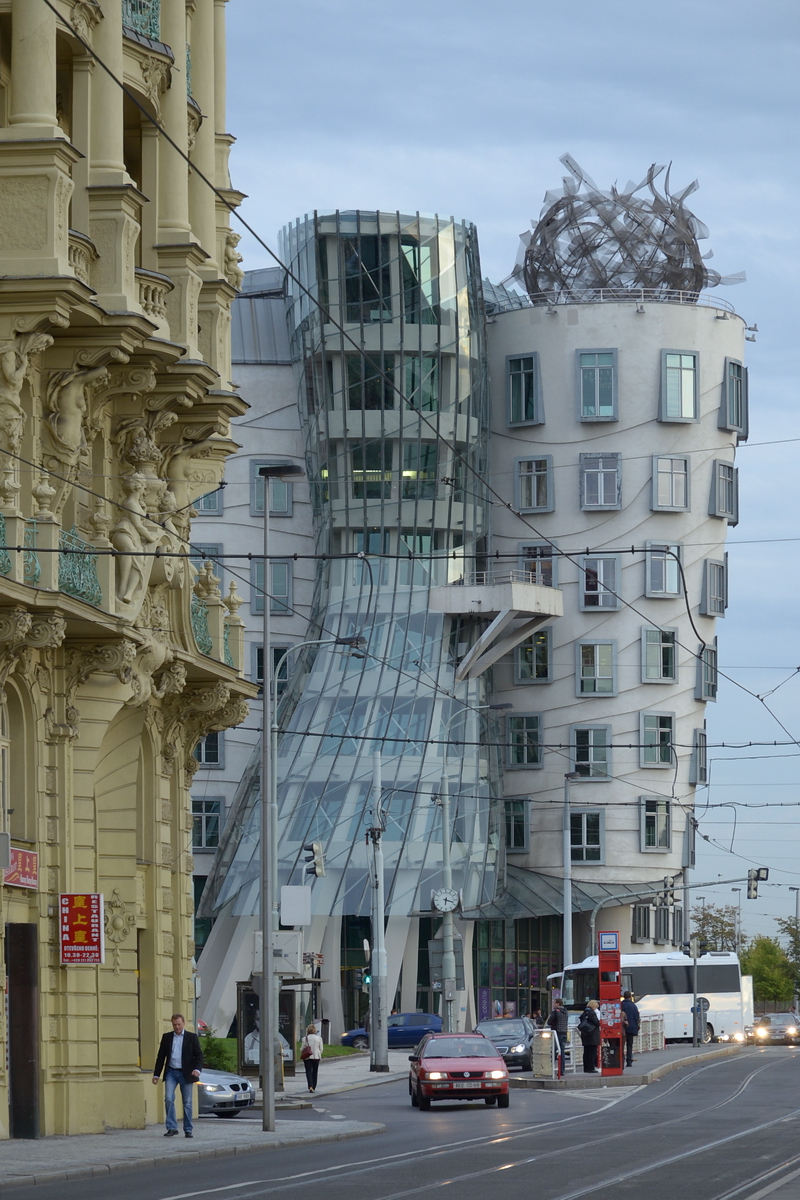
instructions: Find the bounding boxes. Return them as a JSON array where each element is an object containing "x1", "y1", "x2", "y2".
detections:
[
  {"x1": 362, "y1": 969, "x2": 371, "y2": 993},
  {"x1": 304, "y1": 841, "x2": 326, "y2": 878}
]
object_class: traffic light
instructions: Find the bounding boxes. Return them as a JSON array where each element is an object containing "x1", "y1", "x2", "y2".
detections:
[
  {"x1": 747, "y1": 867, "x2": 768, "y2": 899},
  {"x1": 683, "y1": 938, "x2": 709, "y2": 959},
  {"x1": 662, "y1": 875, "x2": 676, "y2": 906},
  {"x1": 362, "y1": 969, "x2": 371, "y2": 993},
  {"x1": 304, "y1": 841, "x2": 326, "y2": 878},
  {"x1": 353, "y1": 968, "x2": 363, "y2": 989}
]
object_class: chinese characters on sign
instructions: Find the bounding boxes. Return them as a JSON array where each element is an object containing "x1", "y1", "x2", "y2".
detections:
[
  {"x1": 4, "y1": 847, "x2": 38, "y2": 889},
  {"x1": 60, "y1": 893, "x2": 104, "y2": 965}
]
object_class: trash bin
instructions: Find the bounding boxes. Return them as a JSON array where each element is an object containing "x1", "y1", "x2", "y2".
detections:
[{"x1": 321, "y1": 1017, "x2": 330, "y2": 1045}]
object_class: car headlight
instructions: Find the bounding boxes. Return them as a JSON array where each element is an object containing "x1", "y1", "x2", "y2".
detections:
[
  {"x1": 204, "y1": 1084, "x2": 224, "y2": 1092},
  {"x1": 733, "y1": 1032, "x2": 745, "y2": 1042},
  {"x1": 509, "y1": 1044, "x2": 526, "y2": 1053},
  {"x1": 425, "y1": 1071, "x2": 445, "y2": 1080},
  {"x1": 757, "y1": 1028, "x2": 768, "y2": 1037},
  {"x1": 787, "y1": 1027, "x2": 797, "y2": 1035},
  {"x1": 487, "y1": 1070, "x2": 507, "y2": 1079}
]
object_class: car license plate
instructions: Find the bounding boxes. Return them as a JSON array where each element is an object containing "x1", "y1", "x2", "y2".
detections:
[{"x1": 452, "y1": 1081, "x2": 480, "y2": 1089}]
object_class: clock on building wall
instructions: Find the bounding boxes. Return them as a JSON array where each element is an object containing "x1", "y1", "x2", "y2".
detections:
[{"x1": 432, "y1": 888, "x2": 459, "y2": 913}]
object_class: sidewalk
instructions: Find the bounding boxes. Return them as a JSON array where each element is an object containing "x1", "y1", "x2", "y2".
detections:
[
  {"x1": 280, "y1": 1049, "x2": 410, "y2": 1100},
  {"x1": 510, "y1": 1040, "x2": 746, "y2": 1090}
]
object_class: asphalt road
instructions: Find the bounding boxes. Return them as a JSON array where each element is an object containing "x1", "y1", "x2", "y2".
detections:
[{"x1": 8, "y1": 1048, "x2": 800, "y2": 1200}]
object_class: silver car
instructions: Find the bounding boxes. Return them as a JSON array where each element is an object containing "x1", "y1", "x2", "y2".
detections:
[{"x1": 198, "y1": 1068, "x2": 256, "y2": 1118}]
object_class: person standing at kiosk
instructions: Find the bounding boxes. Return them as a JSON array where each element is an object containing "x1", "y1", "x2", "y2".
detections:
[
  {"x1": 621, "y1": 990, "x2": 640, "y2": 1067},
  {"x1": 578, "y1": 999, "x2": 601, "y2": 1073}
]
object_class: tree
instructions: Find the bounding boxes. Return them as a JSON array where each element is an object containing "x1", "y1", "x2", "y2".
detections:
[
  {"x1": 739, "y1": 936, "x2": 794, "y2": 1004},
  {"x1": 690, "y1": 902, "x2": 741, "y2": 952},
  {"x1": 773, "y1": 916, "x2": 800, "y2": 997}
]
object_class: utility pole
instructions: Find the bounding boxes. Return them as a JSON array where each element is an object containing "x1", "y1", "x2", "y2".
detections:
[
  {"x1": 790, "y1": 887, "x2": 800, "y2": 1012},
  {"x1": 562, "y1": 773, "x2": 580, "y2": 971},
  {"x1": 368, "y1": 752, "x2": 388, "y2": 1072},
  {"x1": 731, "y1": 888, "x2": 741, "y2": 954}
]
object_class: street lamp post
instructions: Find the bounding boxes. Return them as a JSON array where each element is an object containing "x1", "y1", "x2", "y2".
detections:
[
  {"x1": 562, "y1": 772, "x2": 581, "y2": 970},
  {"x1": 790, "y1": 887, "x2": 800, "y2": 1010},
  {"x1": 258, "y1": 463, "x2": 304, "y2": 1133}
]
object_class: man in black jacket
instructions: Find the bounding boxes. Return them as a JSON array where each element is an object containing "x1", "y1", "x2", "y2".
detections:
[{"x1": 152, "y1": 1013, "x2": 204, "y2": 1137}]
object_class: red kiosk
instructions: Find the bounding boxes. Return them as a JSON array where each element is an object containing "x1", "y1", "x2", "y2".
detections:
[{"x1": 597, "y1": 931, "x2": 624, "y2": 1075}]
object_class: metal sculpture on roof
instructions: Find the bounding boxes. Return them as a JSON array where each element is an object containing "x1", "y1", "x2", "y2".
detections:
[{"x1": 513, "y1": 154, "x2": 744, "y2": 302}]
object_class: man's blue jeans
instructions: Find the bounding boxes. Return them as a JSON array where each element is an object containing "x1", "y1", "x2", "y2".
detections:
[{"x1": 164, "y1": 1067, "x2": 194, "y2": 1133}]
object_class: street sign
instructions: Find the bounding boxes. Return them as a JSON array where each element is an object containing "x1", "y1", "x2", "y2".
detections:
[
  {"x1": 5, "y1": 847, "x2": 38, "y2": 889},
  {"x1": 598, "y1": 931, "x2": 619, "y2": 951}
]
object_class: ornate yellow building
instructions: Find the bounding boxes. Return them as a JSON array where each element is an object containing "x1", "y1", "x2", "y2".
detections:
[{"x1": 0, "y1": 0, "x2": 252, "y2": 1137}]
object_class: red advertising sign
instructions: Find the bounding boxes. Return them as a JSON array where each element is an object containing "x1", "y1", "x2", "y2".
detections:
[
  {"x1": 4, "y1": 848, "x2": 38, "y2": 889},
  {"x1": 60, "y1": 893, "x2": 105, "y2": 965}
]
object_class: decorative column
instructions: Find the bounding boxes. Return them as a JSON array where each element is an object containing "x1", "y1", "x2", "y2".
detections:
[
  {"x1": 7, "y1": 0, "x2": 60, "y2": 135},
  {"x1": 158, "y1": 0, "x2": 191, "y2": 241},
  {"x1": 188, "y1": 0, "x2": 219, "y2": 272}
]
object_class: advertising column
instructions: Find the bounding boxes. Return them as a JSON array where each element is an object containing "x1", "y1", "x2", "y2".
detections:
[{"x1": 597, "y1": 931, "x2": 623, "y2": 1076}]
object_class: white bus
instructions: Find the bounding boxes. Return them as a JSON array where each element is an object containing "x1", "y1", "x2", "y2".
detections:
[{"x1": 548, "y1": 951, "x2": 754, "y2": 1043}]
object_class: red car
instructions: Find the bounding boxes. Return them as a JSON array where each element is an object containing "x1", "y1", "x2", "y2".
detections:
[{"x1": 408, "y1": 1032, "x2": 510, "y2": 1110}]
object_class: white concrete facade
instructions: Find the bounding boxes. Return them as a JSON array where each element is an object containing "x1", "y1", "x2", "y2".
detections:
[{"x1": 487, "y1": 296, "x2": 747, "y2": 957}]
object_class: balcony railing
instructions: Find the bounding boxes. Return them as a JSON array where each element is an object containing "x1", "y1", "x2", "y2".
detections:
[
  {"x1": 191, "y1": 594, "x2": 213, "y2": 656},
  {"x1": 136, "y1": 268, "x2": 173, "y2": 322},
  {"x1": 122, "y1": 0, "x2": 160, "y2": 40},
  {"x1": 68, "y1": 230, "x2": 97, "y2": 287},
  {"x1": 59, "y1": 526, "x2": 102, "y2": 607},
  {"x1": 467, "y1": 568, "x2": 554, "y2": 587},
  {"x1": 0, "y1": 515, "x2": 11, "y2": 578}
]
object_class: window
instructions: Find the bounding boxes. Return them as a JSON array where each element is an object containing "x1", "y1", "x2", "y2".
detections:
[
  {"x1": 516, "y1": 456, "x2": 554, "y2": 512},
  {"x1": 642, "y1": 627, "x2": 677, "y2": 683},
  {"x1": 507, "y1": 714, "x2": 543, "y2": 768},
  {"x1": 253, "y1": 645, "x2": 291, "y2": 696},
  {"x1": 571, "y1": 811, "x2": 603, "y2": 862},
  {"x1": 515, "y1": 628, "x2": 552, "y2": 683},
  {"x1": 640, "y1": 796, "x2": 671, "y2": 852},
  {"x1": 196, "y1": 487, "x2": 222, "y2": 515},
  {"x1": 645, "y1": 543, "x2": 682, "y2": 598},
  {"x1": 250, "y1": 461, "x2": 297, "y2": 517},
  {"x1": 404, "y1": 355, "x2": 438, "y2": 412},
  {"x1": 709, "y1": 460, "x2": 739, "y2": 523},
  {"x1": 673, "y1": 907, "x2": 684, "y2": 947},
  {"x1": 641, "y1": 712, "x2": 674, "y2": 767},
  {"x1": 660, "y1": 351, "x2": 699, "y2": 421},
  {"x1": 508, "y1": 354, "x2": 543, "y2": 425},
  {"x1": 572, "y1": 725, "x2": 611, "y2": 779},
  {"x1": 654, "y1": 906, "x2": 670, "y2": 944},
  {"x1": 192, "y1": 797, "x2": 222, "y2": 848},
  {"x1": 577, "y1": 641, "x2": 616, "y2": 696},
  {"x1": 352, "y1": 442, "x2": 392, "y2": 500},
  {"x1": 505, "y1": 799, "x2": 530, "y2": 852},
  {"x1": 251, "y1": 559, "x2": 292, "y2": 615},
  {"x1": 580, "y1": 453, "x2": 621, "y2": 509},
  {"x1": 581, "y1": 556, "x2": 619, "y2": 610},
  {"x1": 520, "y1": 543, "x2": 557, "y2": 588},
  {"x1": 341, "y1": 233, "x2": 391, "y2": 323},
  {"x1": 193, "y1": 731, "x2": 223, "y2": 768},
  {"x1": 689, "y1": 728, "x2": 708, "y2": 785},
  {"x1": 652, "y1": 455, "x2": 689, "y2": 511},
  {"x1": 696, "y1": 640, "x2": 718, "y2": 701},
  {"x1": 577, "y1": 350, "x2": 616, "y2": 419},
  {"x1": 347, "y1": 352, "x2": 395, "y2": 409},
  {"x1": 402, "y1": 443, "x2": 437, "y2": 499},
  {"x1": 632, "y1": 905, "x2": 651, "y2": 944},
  {"x1": 189, "y1": 542, "x2": 222, "y2": 572},
  {"x1": 719, "y1": 358, "x2": 748, "y2": 436},
  {"x1": 700, "y1": 558, "x2": 728, "y2": 616}
]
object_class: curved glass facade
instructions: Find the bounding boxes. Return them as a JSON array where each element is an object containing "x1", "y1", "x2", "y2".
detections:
[{"x1": 207, "y1": 211, "x2": 502, "y2": 920}]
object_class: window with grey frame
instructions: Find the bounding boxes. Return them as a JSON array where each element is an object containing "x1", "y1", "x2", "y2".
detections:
[
  {"x1": 580, "y1": 453, "x2": 621, "y2": 509},
  {"x1": 632, "y1": 904, "x2": 651, "y2": 944},
  {"x1": 672, "y1": 907, "x2": 684, "y2": 947},
  {"x1": 572, "y1": 725, "x2": 611, "y2": 779},
  {"x1": 640, "y1": 712, "x2": 674, "y2": 768},
  {"x1": 654, "y1": 905, "x2": 670, "y2": 944},
  {"x1": 196, "y1": 487, "x2": 223, "y2": 515},
  {"x1": 645, "y1": 542, "x2": 682, "y2": 599},
  {"x1": 508, "y1": 354, "x2": 543, "y2": 425},
  {"x1": 700, "y1": 557, "x2": 728, "y2": 617},
  {"x1": 709, "y1": 460, "x2": 739, "y2": 523},
  {"x1": 515, "y1": 628, "x2": 552, "y2": 683},
  {"x1": 581, "y1": 556, "x2": 619, "y2": 610},
  {"x1": 253, "y1": 644, "x2": 291, "y2": 696},
  {"x1": 577, "y1": 641, "x2": 616, "y2": 696},
  {"x1": 652, "y1": 455, "x2": 689, "y2": 511},
  {"x1": 507, "y1": 713, "x2": 543, "y2": 767},
  {"x1": 250, "y1": 460, "x2": 296, "y2": 517},
  {"x1": 689, "y1": 728, "x2": 708, "y2": 785},
  {"x1": 696, "y1": 639, "x2": 718, "y2": 701},
  {"x1": 719, "y1": 358, "x2": 748, "y2": 436},
  {"x1": 570, "y1": 810, "x2": 603, "y2": 862},
  {"x1": 504, "y1": 799, "x2": 530, "y2": 852},
  {"x1": 192, "y1": 797, "x2": 222, "y2": 848},
  {"x1": 251, "y1": 558, "x2": 292, "y2": 615},
  {"x1": 520, "y1": 543, "x2": 557, "y2": 588},
  {"x1": 193, "y1": 730, "x2": 223, "y2": 768},
  {"x1": 642, "y1": 627, "x2": 677, "y2": 683},
  {"x1": 352, "y1": 441, "x2": 392, "y2": 500},
  {"x1": 640, "y1": 796, "x2": 671, "y2": 852},
  {"x1": 402, "y1": 443, "x2": 437, "y2": 500},
  {"x1": 577, "y1": 350, "x2": 616, "y2": 419},
  {"x1": 660, "y1": 351, "x2": 699, "y2": 421},
  {"x1": 189, "y1": 542, "x2": 223, "y2": 575},
  {"x1": 516, "y1": 456, "x2": 554, "y2": 512}
]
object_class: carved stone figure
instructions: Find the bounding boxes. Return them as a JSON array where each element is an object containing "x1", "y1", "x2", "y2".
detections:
[
  {"x1": 0, "y1": 332, "x2": 53, "y2": 455},
  {"x1": 111, "y1": 473, "x2": 162, "y2": 612},
  {"x1": 224, "y1": 230, "x2": 244, "y2": 290}
]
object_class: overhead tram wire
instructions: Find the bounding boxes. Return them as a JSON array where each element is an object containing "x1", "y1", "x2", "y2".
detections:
[{"x1": 44, "y1": 0, "x2": 800, "y2": 754}]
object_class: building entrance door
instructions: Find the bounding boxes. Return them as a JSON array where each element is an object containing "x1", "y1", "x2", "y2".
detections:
[{"x1": 6, "y1": 923, "x2": 40, "y2": 1138}]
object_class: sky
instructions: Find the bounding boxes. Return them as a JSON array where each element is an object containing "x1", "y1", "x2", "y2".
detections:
[{"x1": 224, "y1": 0, "x2": 800, "y2": 944}]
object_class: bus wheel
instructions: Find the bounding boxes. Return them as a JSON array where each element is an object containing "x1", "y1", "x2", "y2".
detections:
[{"x1": 703, "y1": 1024, "x2": 713, "y2": 1044}]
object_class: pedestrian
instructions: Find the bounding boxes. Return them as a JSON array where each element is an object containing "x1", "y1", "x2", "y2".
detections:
[
  {"x1": 546, "y1": 999, "x2": 569, "y2": 1065},
  {"x1": 578, "y1": 999, "x2": 601, "y2": 1074},
  {"x1": 301, "y1": 1022, "x2": 324, "y2": 1093},
  {"x1": 621, "y1": 990, "x2": 640, "y2": 1067},
  {"x1": 152, "y1": 1013, "x2": 204, "y2": 1138},
  {"x1": 530, "y1": 1007, "x2": 544, "y2": 1028}
]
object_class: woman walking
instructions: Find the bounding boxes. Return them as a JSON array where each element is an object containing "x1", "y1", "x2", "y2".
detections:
[
  {"x1": 578, "y1": 999, "x2": 601, "y2": 1074},
  {"x1": 301, "y1": 1023, "x2": 323, "y2": 1093}
]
